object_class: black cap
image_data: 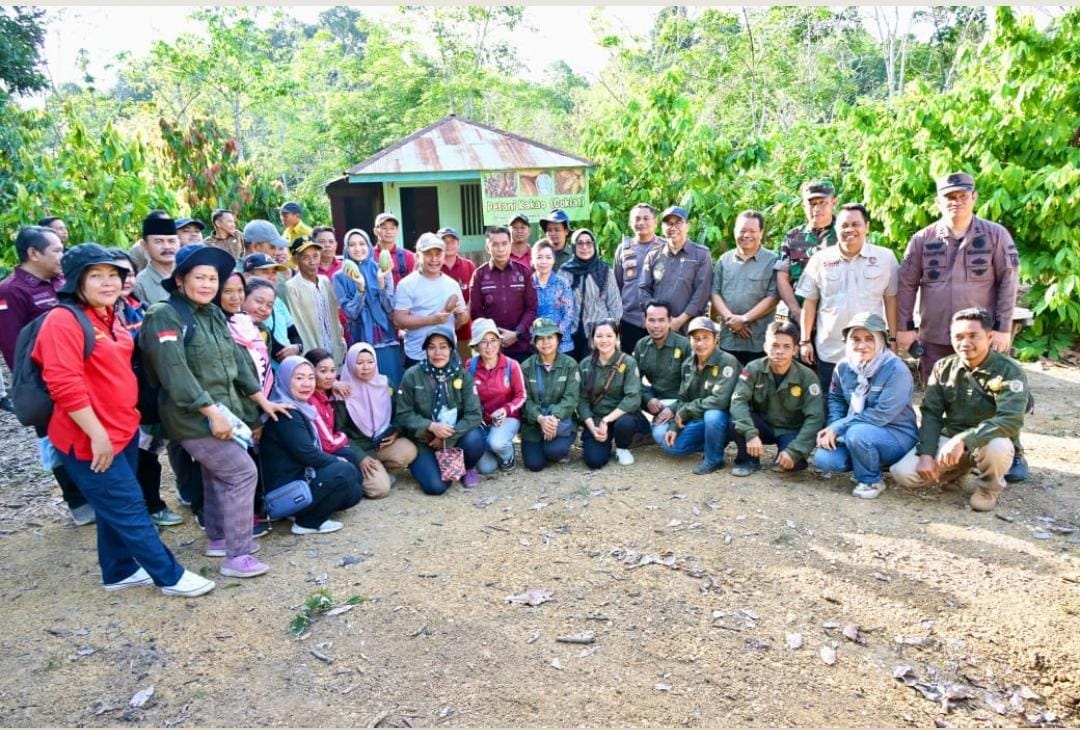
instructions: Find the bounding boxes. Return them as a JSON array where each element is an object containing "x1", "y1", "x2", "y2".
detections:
[
  {"x1": 936, "y1": 172, "x2": 975, "y2": 195},
  {"x1": 58, "y1": 243, "x2": 128, "y2": 296},
  {"x1": 175, "y1": 217, "x2": 206, "y2": 232},
  {"x1": 279, "y1": 201, "x2": 303, "y2": 215}
]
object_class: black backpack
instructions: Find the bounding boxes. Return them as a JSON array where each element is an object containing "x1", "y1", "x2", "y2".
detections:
[{"x1": 11, "y1": 303, "x2": 96, "y2": 432}]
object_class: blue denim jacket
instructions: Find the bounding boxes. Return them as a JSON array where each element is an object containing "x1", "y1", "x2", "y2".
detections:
[{"x1": 827, "y1": 355, "x2": 918, "y2": 442}]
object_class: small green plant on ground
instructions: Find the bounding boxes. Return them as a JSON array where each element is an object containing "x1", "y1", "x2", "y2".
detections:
[{"x1": 288, "y1": 588, "x2": 364, "y2": 636}]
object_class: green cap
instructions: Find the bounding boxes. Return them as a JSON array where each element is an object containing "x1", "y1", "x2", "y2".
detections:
[
  {"x1": 801, "y1": 180, "x2": 836, "y2": 200},
  {"x1": 531, "y1": 317, "x2": 560, "y2": 339},
  {"x1": 842, "y1": 312, "x2": 889, "y2": 339}
]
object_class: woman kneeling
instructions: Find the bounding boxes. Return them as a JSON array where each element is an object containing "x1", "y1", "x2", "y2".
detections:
[
  {"x1": 396, "y1": 326, "x2": 486, "y2": 493},
  {"x1": 260, "y1": 357, "x2": 363, "y2": 533},
  {"x1": 520, "y1": 318, "x2": 581, "y2": 471},
  {"x1": 577, "y1": 320, "x2": 643, "y2": 469}
]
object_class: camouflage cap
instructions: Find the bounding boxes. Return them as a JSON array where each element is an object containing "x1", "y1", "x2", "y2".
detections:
[
  {"x1": 800, "y1": 180, "x2": 836, "y2": 200},
  {"x1": 936, "y1": 172, "x2": 975, "y2": 195},
  {"x1": 842, "y1": 312, "x2": 889, "y2": 339}
]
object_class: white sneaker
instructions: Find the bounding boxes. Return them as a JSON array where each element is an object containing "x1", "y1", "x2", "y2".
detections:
[
  {"x1": 615, "y1": 448, "x2": 635, "y2": 466},
  {"x1": 104, "y1": 567, "x2": 154, "y2": 592},
  {"x1": 291, "y1": 519, "x2": 344, "y2": 535},
  {"x1": 852, "y1": 481, "x2": 886, "y2": 499},
  {"x1": 161, "y1": 569, "x2": 216, "y2": 597}
]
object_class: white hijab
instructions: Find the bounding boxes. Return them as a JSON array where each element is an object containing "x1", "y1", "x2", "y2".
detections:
[{"x1": 845, "y1": 329, "x2": 892, "y2": 414}]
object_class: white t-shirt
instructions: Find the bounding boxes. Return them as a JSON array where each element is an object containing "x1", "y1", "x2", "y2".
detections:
[{"x1": 393, "y1": 272, "x2": 462, "y2": 360}]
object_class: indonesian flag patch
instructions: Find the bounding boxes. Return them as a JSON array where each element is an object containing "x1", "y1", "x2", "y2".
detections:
[{"x1": 157, "y1": 329, "x2": 178, "y2": 343}]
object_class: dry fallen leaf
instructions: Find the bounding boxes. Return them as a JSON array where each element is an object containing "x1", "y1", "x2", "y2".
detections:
[
  {"x1": 820, "y1": 645, "x2": 837, "y2": 665},
  {"x1": 129, "y1": 686, "x2": 154, "y2": 708},
  {"x1": 506, "y1": 588, "x2": 554, "y2": 606},
  {"x1": 786, "y1": 633, "x2": 804, "y2": 650}
]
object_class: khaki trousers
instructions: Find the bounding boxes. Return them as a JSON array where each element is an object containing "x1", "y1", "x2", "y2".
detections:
[
  {"x1": 362, "y1": 437, "x2": 418, "y2": 499},
  {"x1": 889, "y1": 436, "x2": 1014, "y2": 494}
]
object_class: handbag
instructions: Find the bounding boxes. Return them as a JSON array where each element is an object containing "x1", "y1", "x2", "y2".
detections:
[
  {"x1": 435, "y1": 446, "x2": 466, "y2": 482},
  {"x1": 264, "y1": 479, "x2": 314, "y2": 520}
]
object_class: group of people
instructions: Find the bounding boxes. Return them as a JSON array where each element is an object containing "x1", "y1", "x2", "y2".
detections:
[{"x1": 0, "y1": 169, "x2": 1031, "y2": 600}]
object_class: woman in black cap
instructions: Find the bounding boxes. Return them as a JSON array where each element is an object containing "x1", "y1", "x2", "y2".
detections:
[
  {"x1": 32, "y1": 243, "x2": 213, "y2": 597},
  {"x1": 141, "y1": 244, "x2": 291, "y2": 579}
]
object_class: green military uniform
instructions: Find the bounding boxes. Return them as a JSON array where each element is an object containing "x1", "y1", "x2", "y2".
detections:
[
  {"x1": 633, "y1": 331, "x2": 689, "y2": 402},
  {"x1": 916, "y1": 351, "x2": 1027, "y2": 456},
  {"x1": 395, "y1": 365, "x2": 483, "y2": 448},
  {"x1": 577, "y1": 353, "x2": 642, "y2": 423},
  {"x1": 730, "y1": 357, "x2": 825, "y2": 460},
  {"x1": 670, "y1": 348, "x2": 741, "y2": 434},
  {"x1": 140, "y1": 294, "x2": 262, "y2": 440},
  {"x1": 521, "y1": 353, "x2": 581, "y2": 443},
  {"x1": 553, "y1": 246, "x2": 573, "y2": 272},
  {"x1": 775, "y1": 223, "x2": 838, "y2": 298}
]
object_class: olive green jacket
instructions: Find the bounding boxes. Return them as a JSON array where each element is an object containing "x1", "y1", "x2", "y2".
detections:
[
  {"x1": 670, "y1": 348, "x2": 741, "y2": 433},
  {"x1": 918, "y1": 351, "x2": 1028, "y2": 456},
  {"x1": 395, "y1": 364, "x2": 483, "y2": 448},
  {"x1": 140, "y1": 294, "x2": 262, "y2": 440},
  {"x1": 729, "y1": 357, "x2": 824, "y2": 460},
  {"x1": 577, "y1": 352, "x2": 642, "y2": 423},
  {"x1": 520, "y1": 353, "x2": 581, "y2": 442},
  {"x1": 633, "y1": 331, "x2": 689, "y2": 402}
]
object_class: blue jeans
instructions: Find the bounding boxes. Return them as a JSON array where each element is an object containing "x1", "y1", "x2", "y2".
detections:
[
  {"x1": 656, "y1": 409, "x2": 730, "y2": 467},
  {"x1": 58, "y1": 435, "x2": 184, "y2": 586},
  {"x1": 408, "y1": 427, "x2": 487, "y2": 495},
  {"x1": 521, "y1": 433, "x2": 574, "y2": 471},
  {"x1": 476, "y1": 418, "x2": 520, "y2": 474},
  {"x1": 727, "y1": 411, "x2": 802, "y2": 467},
  {"x1": 813, "y1": 423, "x2": 912, "y2": 484}
]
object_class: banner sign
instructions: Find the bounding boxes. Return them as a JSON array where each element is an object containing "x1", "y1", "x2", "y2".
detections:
[{"x1": 480, "y1": 168, "x2": 590, "y2": 225}]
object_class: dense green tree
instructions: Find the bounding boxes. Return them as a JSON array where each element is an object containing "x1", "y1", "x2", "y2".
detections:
[{"x1": 0, "y1": 7, "x2": 48, "y2": 99}]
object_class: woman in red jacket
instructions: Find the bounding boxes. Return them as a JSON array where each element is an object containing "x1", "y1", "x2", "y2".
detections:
[
  {"x1": 466, "y1": 318, "x2": 527, "y2": 475},
  {"x1": 31, "y1": 244, "x2": 213, "y2": 598}
]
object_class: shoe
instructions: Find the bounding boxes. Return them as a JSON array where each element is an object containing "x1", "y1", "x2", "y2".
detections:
[
  {"x1": 615, "y1": 448, "x2": 635, "y2": 466},
  {"x1": 150, "y1": 508, "x2": 184, "y2": 527},
  {"x1": 70, "y1": 504, "x2": 96, "y2": 526},
  {"x1": 161, "y1": 569, "x2": 215, "y2": 597},
  {"x1": 852, "y1": 481, "x2": 886, "y2": 499},
  {"x1": 220, "y1": 555, "x2": 269, "y2": 578},
  {"x1": 205, "y1": 540, "x2": 261, "y2": 558},
  {"x1": 969, "y1": 487, "x2": 1000, "y2": 512},
  {"x1": 1004, "y1": 453, "x2": 1029, "y2": 483},
  {"x1": 0, "y1": 395, "x2": 13, "y2": 413},
  {"x1": 291, "y1": 520, "x2": 343, "y2": 535},
  {"x1": 461, "y1": 468, "x2": 481, "y2": 488},
  {"x1": 104, "y1": 567, "x2": 154, "y2": 592},
  {"x1": 252, "y1": 520, "x2": 272, "y2": 538},
  {"x1": 498, "y1": 452, "x2": 517, "y2": 472},
  {"x1": 731, "y1": 462, "x2": 761, "y2": 478},
  {"x1": 692, "y1": 460, "x2": 723, "y2": 475}
]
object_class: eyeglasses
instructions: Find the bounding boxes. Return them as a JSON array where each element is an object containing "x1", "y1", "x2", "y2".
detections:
[
  {"x1": 478, "y1": 338, "x2": 500, "y2": 347},
  {"x1": 575, "y1": 239, "x2": 595, "y2": 247}
]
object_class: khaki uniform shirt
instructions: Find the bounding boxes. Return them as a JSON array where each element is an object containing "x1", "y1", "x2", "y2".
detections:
[
  {"x1": 897, "y1": 216, "x2": 1019, "y2": 345},
  {"x1": 730, "y1": 357, "x2": 825, "y2": 460},
  {"x1": 917, "y1": 350, "x2": 1028, "y2": 456},
  {"x1": 712, "y1": 247, "x2": 779, "y2": 352},
  {"x1": 796, "y1": 242, "x2": 899, "y2": 363},
  {"x1": 633, "y1": 331, "x2": 689, "y2": 402},
  {"x1": 205, "y1": 231, "x2": 245, "y2": 261}
]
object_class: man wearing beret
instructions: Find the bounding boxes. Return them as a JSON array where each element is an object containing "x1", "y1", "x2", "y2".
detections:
[{"x1": 896, "y1": 171, "x2": 1026, "y2": 481}]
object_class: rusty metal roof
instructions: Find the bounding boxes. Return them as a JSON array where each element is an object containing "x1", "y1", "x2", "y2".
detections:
[{"x1": 345, "y1": 115, "x2": 594, "y2": 176}]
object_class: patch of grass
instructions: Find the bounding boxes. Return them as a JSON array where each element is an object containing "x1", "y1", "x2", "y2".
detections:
[{"x1": 288, "y1": 589, "x2": 364, "y2": 636}]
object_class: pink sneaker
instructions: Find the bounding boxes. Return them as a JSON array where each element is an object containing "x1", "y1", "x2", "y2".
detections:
[
  {"x1": 205, "y1": 540, "x2": 260, "y2": 558},
  {"x1": 220, "y1": 554, "x2": 269, "y2": 578},
  {"x1": 461, "y1": 468, "x2": 480, "y2": 488}
]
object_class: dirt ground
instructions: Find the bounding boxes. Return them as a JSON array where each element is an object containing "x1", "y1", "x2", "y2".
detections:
[{"x1": 0, "y1": 361, "x2": 1077, "y2": 728}]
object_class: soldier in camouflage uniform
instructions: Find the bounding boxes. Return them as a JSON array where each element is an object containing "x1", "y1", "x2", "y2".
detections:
[
  {"x1": 775, "y1": 181, "x2": 839, "y2": 323},
  {"x1": 890, "y1": 308, "x2": 1027, "y2": 512}
]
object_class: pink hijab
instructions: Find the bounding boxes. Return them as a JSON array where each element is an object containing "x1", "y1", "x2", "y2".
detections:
[{"x1": 338, "y1": 342, "x2": 392, "y2": 439}]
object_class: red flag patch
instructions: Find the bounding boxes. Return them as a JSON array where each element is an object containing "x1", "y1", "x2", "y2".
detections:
[{"x1": 157, "y1": 329, "x2": 178, "y2": 343}]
